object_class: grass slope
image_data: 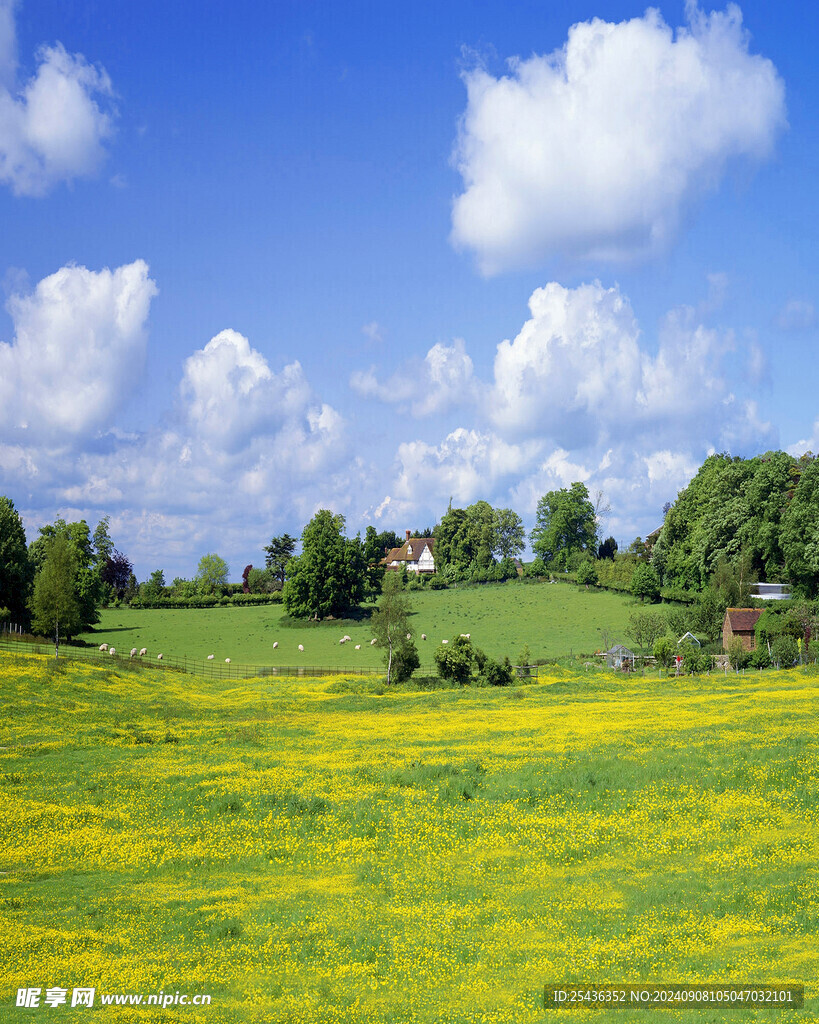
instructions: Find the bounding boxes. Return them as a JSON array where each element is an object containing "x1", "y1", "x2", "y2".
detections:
[
  {"x1": 2, "y1": 652, "x2": 818, "y2": 1022},
  {"x1": 78, "y1": 580, "x2": 643, "y2": 667}
]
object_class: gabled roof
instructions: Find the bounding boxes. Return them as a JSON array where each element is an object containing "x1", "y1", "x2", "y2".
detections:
[
  {"x1": 383, "y1": 537, "x2": 435, "y2": 564},
  {"x1": 724, "y1": 608, "x2": 762, "y2": 632}
]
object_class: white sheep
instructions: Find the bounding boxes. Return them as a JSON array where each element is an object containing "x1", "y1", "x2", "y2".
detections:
[
  {"x1": 157, "y1": 653, "x2": 163, "y2": 660},
  {"x1": 421, "y1": 634, "x2": 426, "y2": 641},
  {"x1": 355, "y1": 644, "x2": 361, "y2": 650},
  {"x1": 139, "y1": 647, "x2": 147, "y2": 657},
  {"x1": 460, "y1": 633, "x2": 471, "y2": 639},
  {"x1": 109, "y1": 647, "x2": 116, "y2": 655},
  {"x1": 99, "y1": 643, "x2": 108, "y2": 652},
  {"x1": 130, "y1": 648, "x2": 137, "y2": 658},
  {"x1": 339, "y1": 638, "x2": 346, "y2": 645},
  {"x1": 442, "y1": 639, "x2": 448, "y2": 645},
  {"x1": 207, "y1": 654, "x2": 214, "y2": 660},
  {"x1": 225, "y1": 658, "x2": 230, "y2": 664},
  {"x1": 370, "y1": 638, "x2": 377, "y2": 645},
  {"x1": 298, "y1": 644, "x2": 304, "y2": 652},
  {"x1": 406, "y1": 633, "x2": 412, "y2": 640},
  {"x1": 273, "y1": 641, "x2": 278, "y2": 649}
]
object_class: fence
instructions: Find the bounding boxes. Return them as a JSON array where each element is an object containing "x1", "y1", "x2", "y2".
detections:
[
  {"x1": 0, "y1": 623, "x2": 541, "y2": 683},
  {"x1": 0, "y1": 631, "x2": 442, "y2": 681}
]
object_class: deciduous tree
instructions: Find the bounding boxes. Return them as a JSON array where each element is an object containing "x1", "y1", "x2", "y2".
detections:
[
  {"x1": 530, "y1": 483, "x2": 597, "y2": 570},
  {"x1": 0, "y1": 496, "x2": 33, "y2": 627},
  {"x1": 370, "y1": 571, "x2": 418, "y2": 684}
]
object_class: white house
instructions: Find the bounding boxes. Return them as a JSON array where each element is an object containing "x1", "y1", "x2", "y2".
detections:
[{"x1": 383, "y1": 531, "x2": 436, "y2": 574}]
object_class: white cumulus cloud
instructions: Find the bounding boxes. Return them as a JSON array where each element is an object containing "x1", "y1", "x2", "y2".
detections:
[
  {"x1": 350, "y1": 338, "x2": 475, "y2": 417},
  {"x1": 451, "y1": 2, "x2": 786, "y2": 271},
  {"x1": 0, "y1": 0, "x2": 116, "y2": 196},
  {"x1": 0, "y1": 260, "x2": 157, "y2": 441}
]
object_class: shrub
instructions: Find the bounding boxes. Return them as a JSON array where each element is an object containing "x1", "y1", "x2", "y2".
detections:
[
  {"x1": 428, "y1": 576, "x2": 448, "y2": 590},
  {"x1": 750, "y1": 646, "x2": 770, "y2": 669},
  {"x1": 474, "y1": 648, "x2": 514, "y2": 686},
  {"x1": 771, "y1": 634, "x2": 798, "y2": 669},
  {"x1": 653, "y1": 635, "x2": 676, "y2": 668},
  {"x1": 727, "y1": 637, "x2": 751, "y2": 670},
  {"x1": 631, "y1": 562, "x2": 661, "y2": 602},
  {"x1": 576, "y1": 559, "x2": 598, "y2": 588},
  {"x1": 683, "y1": 648, "x2": 710, "y2": 675},
  {"x1": 808, "y1": 639, "x2": 819, "y2": 664},
  {"x1": 391, "y1": 641, "x2": 420, "y2": 684},
  {"x1": 434, "y1": 635, "x2": 475, "y2": 686}
]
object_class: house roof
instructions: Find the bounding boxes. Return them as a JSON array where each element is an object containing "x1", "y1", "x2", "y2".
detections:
[
  {"x1": 383, "y1": 537, "x2": 435, "y2": 564},
  {"x1": 724, "y1": 608, "x2": 762, "y2": 632}
]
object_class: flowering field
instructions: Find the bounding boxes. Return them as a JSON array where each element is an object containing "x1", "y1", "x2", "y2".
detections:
[{"x1": 2, "y1": 651, "x2": 818, "y2": 1022}]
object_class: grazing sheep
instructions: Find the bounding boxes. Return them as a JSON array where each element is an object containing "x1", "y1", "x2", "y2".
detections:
[
  {"x1": 99, "y1": 643, "x2": 108, "y2": 652},
  {"x1": 339, "y1": 638, "x2": 346, "y2": 645},
  {"x1": 157, "y1": 653, "x2": 163, "y2": 660},
  {"x1": 406, "y1": 633, "x2": 412, "y2": 640},
  {"x1": 109, "y1": 647, "x2": 116, "y2": 655},
  {"x1": 370, "y1": 638, "x2": 377, "y2": 645},
  {"x1": 460, "y1": 633, "x2": 471, "y2": 639},
  {"x1": 273, "y1": 641, "x2": 278, "y2": 649},
  {"x1": 421, "y1": 634, "x2": 426, "y2": 641},
  {"x1": 207, "y1": 654, "x2": 214, "y2": 660},
  {"x1": 139, "y1": 647, "x2": 147, "y2": 657},
  {"x1": 225, "y1": 658, "x2": 230, "y2": 664},
  {"x1": 442, "y1": 640, "x2": 448, "y2": 645},
  {"x1": 355, "y1": 644, "x2": 361, "y2": 650},
  {"x1": 298, "y1": 644, "x2": 304, "y2": 652},
  {"x1": 130, "y1": 648, "x2": 137, "y2": 658}
]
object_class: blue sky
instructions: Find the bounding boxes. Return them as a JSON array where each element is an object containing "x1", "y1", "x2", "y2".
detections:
[{"x1": 0, "y1": 0, "x2": 817, "y2": 579}]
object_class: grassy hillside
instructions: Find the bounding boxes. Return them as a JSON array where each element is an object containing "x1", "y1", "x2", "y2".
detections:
[
  {"x1": 2, "y1": 652, "x2": 817, "y2": 1022},
  {"x1": 77, "y1": 579, "x2": 649, "y2": 667}
]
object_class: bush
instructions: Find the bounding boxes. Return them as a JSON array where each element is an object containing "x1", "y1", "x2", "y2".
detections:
[
  {"x1": 434, "y1": 635, "x2": 474, "y2": 685},
  {"x1": 771, "y1": 634, "x2": 798, "y2": 669},
  {"x1": 750, "y1": 646, "x2": 770, "y2": 669},
  {"x1": 808, "y1": 639, "x2": 819, "y2": 664},
  {"x1": 683, "y1": 648, "x2": 711, "y2": 675},
  {"x1": 428, "y1": 575, "x2": 448, "y2": 590},
  {"x1": 727, "y1": 637, "x2": 751, "y2": 670},
  {"x1": 474, "y1": 648, "x2": 514, "y2": 686},
  {"x1": 576, "y1": 559, "x2": 598, "y2": 588},
  {"x1": 391, "y1": 640, "x2": 420, "y2": 684},
  {"x1": 653, "y1": 635, "x2": 676, "y2": 668}
]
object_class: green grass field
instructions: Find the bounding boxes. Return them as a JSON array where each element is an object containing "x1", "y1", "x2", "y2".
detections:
[
  {"x1": 2, "y1": 651, "x2": 818, "y2": 1022},
  {"x1": 77, "y1": 579, "x2": 648, "y2": 668}
]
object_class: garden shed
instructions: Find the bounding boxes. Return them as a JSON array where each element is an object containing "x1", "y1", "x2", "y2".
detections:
[{"x1": 606, "y1": 644, "x2": 636, "y2": 670}]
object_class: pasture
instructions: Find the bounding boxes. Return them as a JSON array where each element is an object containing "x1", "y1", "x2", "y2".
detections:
[
  {"x1": 2, "y1": 651, "x2": 818, "y2": 1022},
  {"x1": 77, "y1": 579, "x2": 651, "y2": 668}
]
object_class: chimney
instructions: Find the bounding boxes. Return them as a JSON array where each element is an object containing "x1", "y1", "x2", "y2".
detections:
[{"x1": 406, "y1": 529, "x2": 411, "y2": 541}]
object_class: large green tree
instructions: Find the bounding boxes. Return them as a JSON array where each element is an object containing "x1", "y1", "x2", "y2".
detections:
[
  {"x1": 370, "y1": 572, "x2": 418, "y2": 684},
  {"x1": 195, "y1": 553, "x2": 230, "y2": 594},
  {"x1": 492, "y1": 508, "x2": 525, "y2": 561},
  {"x1": 263, "y1": 534, "x2": 297, "y2": 589},
  {"x1": 283, "y1": 510, "x2": 366, "y2": 619},
  {"x1": 28, "y1": 519, "x2": 100, "y2": 630},
  {"x1": 781, "y1": 458, "x2": 819, "y2": 597},
  {"x1": 30, "y1": 535, "x2": 82, "y2": 644},
  {"x1": 0, "y1": 496, "x2": 33, "y2": 627},
  {"x1": 530, "y1": 482, "x2": 597, "y2": 570}
]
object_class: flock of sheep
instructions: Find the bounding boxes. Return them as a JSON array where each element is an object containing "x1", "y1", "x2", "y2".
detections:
[{"x1": 96, "y1": 631, "x2": 473, "y2": 664}]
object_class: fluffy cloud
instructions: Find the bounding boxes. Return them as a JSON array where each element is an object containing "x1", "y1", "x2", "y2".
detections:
[
  {"x1": 0, "y1": 260, "x2": 157, "y2": 441},
  {"x1": 489, "y1": 280, "x2": 773, "y2": 453},
  {"x1": 0, "y1": 0, "x2": 115, "y2": 196},
  {"x1": 451, "y1": 3, "x2": 786, "y2": 271},
  {"x1": 350, "y1": 338, "x2": 475, "y2": 416}
]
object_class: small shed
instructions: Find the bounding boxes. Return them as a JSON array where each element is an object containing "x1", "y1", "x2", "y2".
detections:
[
  {"x1": 606, "y1": 644, "x2": 636, "y2": 670},
  {"x1": 722, "y1": 608, "x2": 762, "y2": 652},
  {"x1": 677, "y1": 631, "x2": 700, "y2": 648}
]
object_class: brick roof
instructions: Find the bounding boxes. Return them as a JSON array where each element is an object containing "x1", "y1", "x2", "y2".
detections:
[{"x1": 724, "y1": 608, "x2": 762, "y2": 632}]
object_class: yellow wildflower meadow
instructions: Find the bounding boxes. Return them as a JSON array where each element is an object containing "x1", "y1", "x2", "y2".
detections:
[{"x1": 1, "y1": 651, "x2": 817, "y2": 1022}]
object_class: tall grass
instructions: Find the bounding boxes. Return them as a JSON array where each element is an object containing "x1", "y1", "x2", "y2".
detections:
[{"x1": 2, "y1": 651, "x2": 817, "y2": 1022}]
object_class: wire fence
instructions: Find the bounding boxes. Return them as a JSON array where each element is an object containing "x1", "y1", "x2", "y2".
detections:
[
  {"x1": 0, "y1": 630, "x2": 445, "y2": 681},
  {"x1": 0, "y1": 622, "x2": 541, "y2": 682}
]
